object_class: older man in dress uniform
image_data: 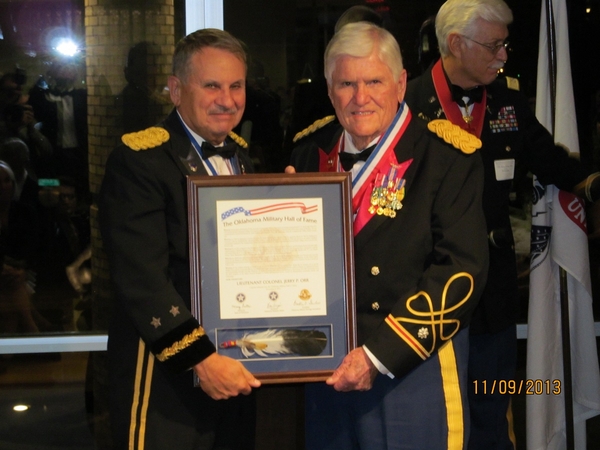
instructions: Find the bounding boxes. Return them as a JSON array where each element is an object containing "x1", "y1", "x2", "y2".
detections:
[{"x1": 288, "y1": 21, "x2": 489, "y2": 449}]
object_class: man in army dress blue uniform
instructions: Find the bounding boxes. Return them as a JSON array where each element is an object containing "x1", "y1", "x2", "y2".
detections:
[
  {"x1": 289, "y1": 21, "x2": 489, "y2": 449},
  {"x1": 99, "y1": 29, "x2": 260, "y2": 450},
  {"x1": 405, "y1": 1, "x2": 600, "y2": 448}
]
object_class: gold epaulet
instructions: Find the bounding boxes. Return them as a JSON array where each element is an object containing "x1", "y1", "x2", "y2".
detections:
[
  {"x1": 506, "y1": 76, "x2": 520, "y2": 91},
  {"x1": 122, "y1": 127, "x2": 170, "y2": 151},
  {"x1": 293, "y1": 115, "x2": 336, "y2": 143},
  {"x1": 228, "y1": 130, "x2": 248, "y2": 149},
  {"x1": 427, "y1": 119, "x2": 482, "y2": 154}
]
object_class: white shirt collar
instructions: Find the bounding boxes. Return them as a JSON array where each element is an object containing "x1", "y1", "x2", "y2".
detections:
[{"x1": 342, "y1": 132, "x2": 380, "y2": 154}]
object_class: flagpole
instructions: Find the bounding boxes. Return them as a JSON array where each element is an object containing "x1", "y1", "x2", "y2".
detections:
[
  {"x1": 545, "y1": 0, "x2": 556, "y2": 116},
  {"x1": 544, "y1": 0, "x2": 575, "y2": 447},
  {"x1": 559, "y1": 267, "x2": 575, "y2": 449}
]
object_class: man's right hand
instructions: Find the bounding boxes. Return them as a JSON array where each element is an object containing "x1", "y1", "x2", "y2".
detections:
[{"x1": 193, "y1": 353, "x2": 261, "y2": 400}]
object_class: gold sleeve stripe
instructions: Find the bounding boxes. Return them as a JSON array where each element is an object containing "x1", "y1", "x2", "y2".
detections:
[
  {"x1": 438, "y1": 339, "x2": 465, "y2": 450},
  {"x1": 385, "y1": 315, "x2": 430, "y2": 360},
  {"x1": 155, "y1": 326, "x2": 206, "y2": 362}
]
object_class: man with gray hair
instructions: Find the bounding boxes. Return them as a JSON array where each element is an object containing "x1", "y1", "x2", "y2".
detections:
[
  {"x1": 99, "y1": 28, "x2": 259, "y2": 450},
  {"x1": 289, "y1": 21, "x2": 488, "y2": 449},
  {"x1": 405, "y1": 1, "x2": 600, "y2": 448}
]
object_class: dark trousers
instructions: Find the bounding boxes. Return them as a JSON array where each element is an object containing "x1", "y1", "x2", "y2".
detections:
[
  {"x1": 305, "y1": 328, "x2": 470, "y2": 449},
  {"x1": 467, "y1": 325, "x2": 517, "y2": 450},
  {"x1": 109, "y1": 336, "x2": 256, "y2": 450}
]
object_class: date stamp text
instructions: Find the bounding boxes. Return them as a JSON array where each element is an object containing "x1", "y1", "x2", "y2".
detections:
[{"x1": 472, "y1": 379, "x2": 561, "y2": 395}]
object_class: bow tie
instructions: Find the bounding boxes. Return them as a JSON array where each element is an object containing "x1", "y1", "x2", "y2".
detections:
[
  {"x1": 201, "y1": 141, "x2": 237, "y2": 160},
  {"x1": 338, "y1": 145, "x2": 376, "y2": 171},
  {"x1": 450, "y1": 84, "x2": 484, "y2": 107}
]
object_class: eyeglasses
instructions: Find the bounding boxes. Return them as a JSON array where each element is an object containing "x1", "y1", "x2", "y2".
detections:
[{"x1": 462, "y1": 35, "x2": 509, "y2": 55}]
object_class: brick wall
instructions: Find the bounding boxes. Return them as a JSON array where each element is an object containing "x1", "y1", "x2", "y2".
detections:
[
  {"x1": 86, "y1": 0, "x2": 174, "y2": 332},
  {"x1": 84, "y1": 1, "x2": 175, "y2": 447}
]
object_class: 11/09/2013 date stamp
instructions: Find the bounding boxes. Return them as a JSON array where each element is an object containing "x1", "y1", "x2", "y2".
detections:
[{"x1": 472, "y1": 379, "x2": 561, "y2": 395}]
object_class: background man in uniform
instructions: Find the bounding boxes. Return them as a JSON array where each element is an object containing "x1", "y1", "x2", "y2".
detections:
[
  {"x1": 288, "y1": 22, "x2": 488, "y2": 449},
  {"x1": 99, "y1": 29, "x2": 260, "y2": 450},
  {"x1": 405, "y1": 1, "x2": 600, "y2": 448}
]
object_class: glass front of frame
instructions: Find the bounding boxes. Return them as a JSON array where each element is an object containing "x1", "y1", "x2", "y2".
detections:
[{"x1": 188, "y1": 173, "x2": 356, "y2": 383}]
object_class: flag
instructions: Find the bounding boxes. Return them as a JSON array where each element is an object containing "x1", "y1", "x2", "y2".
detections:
[{"x1": 527, "y1": 0, "x2": 600, "y2": 449}]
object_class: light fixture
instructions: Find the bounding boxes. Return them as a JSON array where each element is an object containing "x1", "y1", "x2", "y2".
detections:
[
  {"x1": 13, "y1": 404, "x2": 30, "y2": 412},
  {"x1": 55, "y1": 38, "x2": 79, "y2": 57}
]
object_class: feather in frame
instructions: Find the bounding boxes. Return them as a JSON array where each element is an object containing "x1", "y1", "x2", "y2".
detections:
[{"x1": 220, "y1": 329, "x2": 327, "y2": 358}]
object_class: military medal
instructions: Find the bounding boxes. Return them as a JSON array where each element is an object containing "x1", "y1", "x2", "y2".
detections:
[
  {"x1": 351, "y1": 103, "x2": 413, "y2": 236},
  {"x1": 368, "y1": 164, "x2": 406, "y2": 218},
  {"x1": 461, "y1": 103, "x2": 474, "y2": 126}
]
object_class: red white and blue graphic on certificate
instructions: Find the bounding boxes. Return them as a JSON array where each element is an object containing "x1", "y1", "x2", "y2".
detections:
[{"x1": 221, "y1": 201, "x2": 318, "y2": 220}]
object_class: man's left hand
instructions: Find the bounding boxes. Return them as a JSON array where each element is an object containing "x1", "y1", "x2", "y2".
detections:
[{"x1": 326, "y1": 347, "x2": 378, "y2": 392}]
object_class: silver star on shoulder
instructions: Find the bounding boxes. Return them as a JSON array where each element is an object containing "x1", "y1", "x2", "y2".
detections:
[
  {"x1": 150, "y1": 317, "x2": 161, "y2": 328},
  {"x1": 170, "y1": 306, "x2": 180, "y2": 317},
  {"x1": 417, "y1": 327, "x2": 429, "y2": 339}
]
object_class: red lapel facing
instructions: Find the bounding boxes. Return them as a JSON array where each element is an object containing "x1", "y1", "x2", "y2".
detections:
[
  {"x1": 431, "y1": 60, "x2": 487, "y2": 138},
  {"x1": 318, "y1": 147, "x2": 338, "y2": 172}
]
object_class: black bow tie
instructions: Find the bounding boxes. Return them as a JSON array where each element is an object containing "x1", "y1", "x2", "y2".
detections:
[
  {"x1": 450, "y1": 84, "x2": 484, "y2": 107},
  {"x1": 201, "y1": 141, "x2": 237, "y2": 160},
  {"x1": 338, "y1": 145, "x2": 376, "y2": 171}
]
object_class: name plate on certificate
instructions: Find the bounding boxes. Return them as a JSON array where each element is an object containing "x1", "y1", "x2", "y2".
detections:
[{"x1": 188, "y1": 173, "x2": 356, "y2": 383}]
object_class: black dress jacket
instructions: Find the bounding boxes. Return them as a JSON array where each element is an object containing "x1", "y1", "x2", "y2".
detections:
[
  {"x1": 291, "y1": 113, "x2": 489, "y2": 378},
  {"x1": 100, "y1": 109, "x2": 254, "y2": 373},
  {"x1": 405, "y1": 63, "x2": 589, "y2": 334}
]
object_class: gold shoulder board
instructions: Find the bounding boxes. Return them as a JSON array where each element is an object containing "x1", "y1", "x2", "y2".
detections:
[
  {"x1": 506, "y1": 76, "x2": 520, "y2": 91},
  {"x1": 228, "y1": 130, "x2": 248, "y2": 149},
  {"x1": 293, "y1": 115, "x2": 336, "y2": 143},
  {"x1": 427, "y1": 119, "x2": 482, "y2": 154},
  {"x1": 122, "y1": 127, "x2": 170, "y2": 151}
]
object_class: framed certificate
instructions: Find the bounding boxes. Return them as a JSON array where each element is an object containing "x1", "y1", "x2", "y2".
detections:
[{"x1": 187, "y1": 172, "x2": 356, "y2": 384}]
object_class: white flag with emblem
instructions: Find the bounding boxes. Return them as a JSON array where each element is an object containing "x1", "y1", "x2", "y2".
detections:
[{"x1": 527, "y1": 0, "x2": 600, "y2": 449}]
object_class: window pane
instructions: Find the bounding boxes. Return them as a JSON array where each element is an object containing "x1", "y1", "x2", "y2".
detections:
[{"x1": 1, "y1": 0, "x2": 185, "y2": 338}]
